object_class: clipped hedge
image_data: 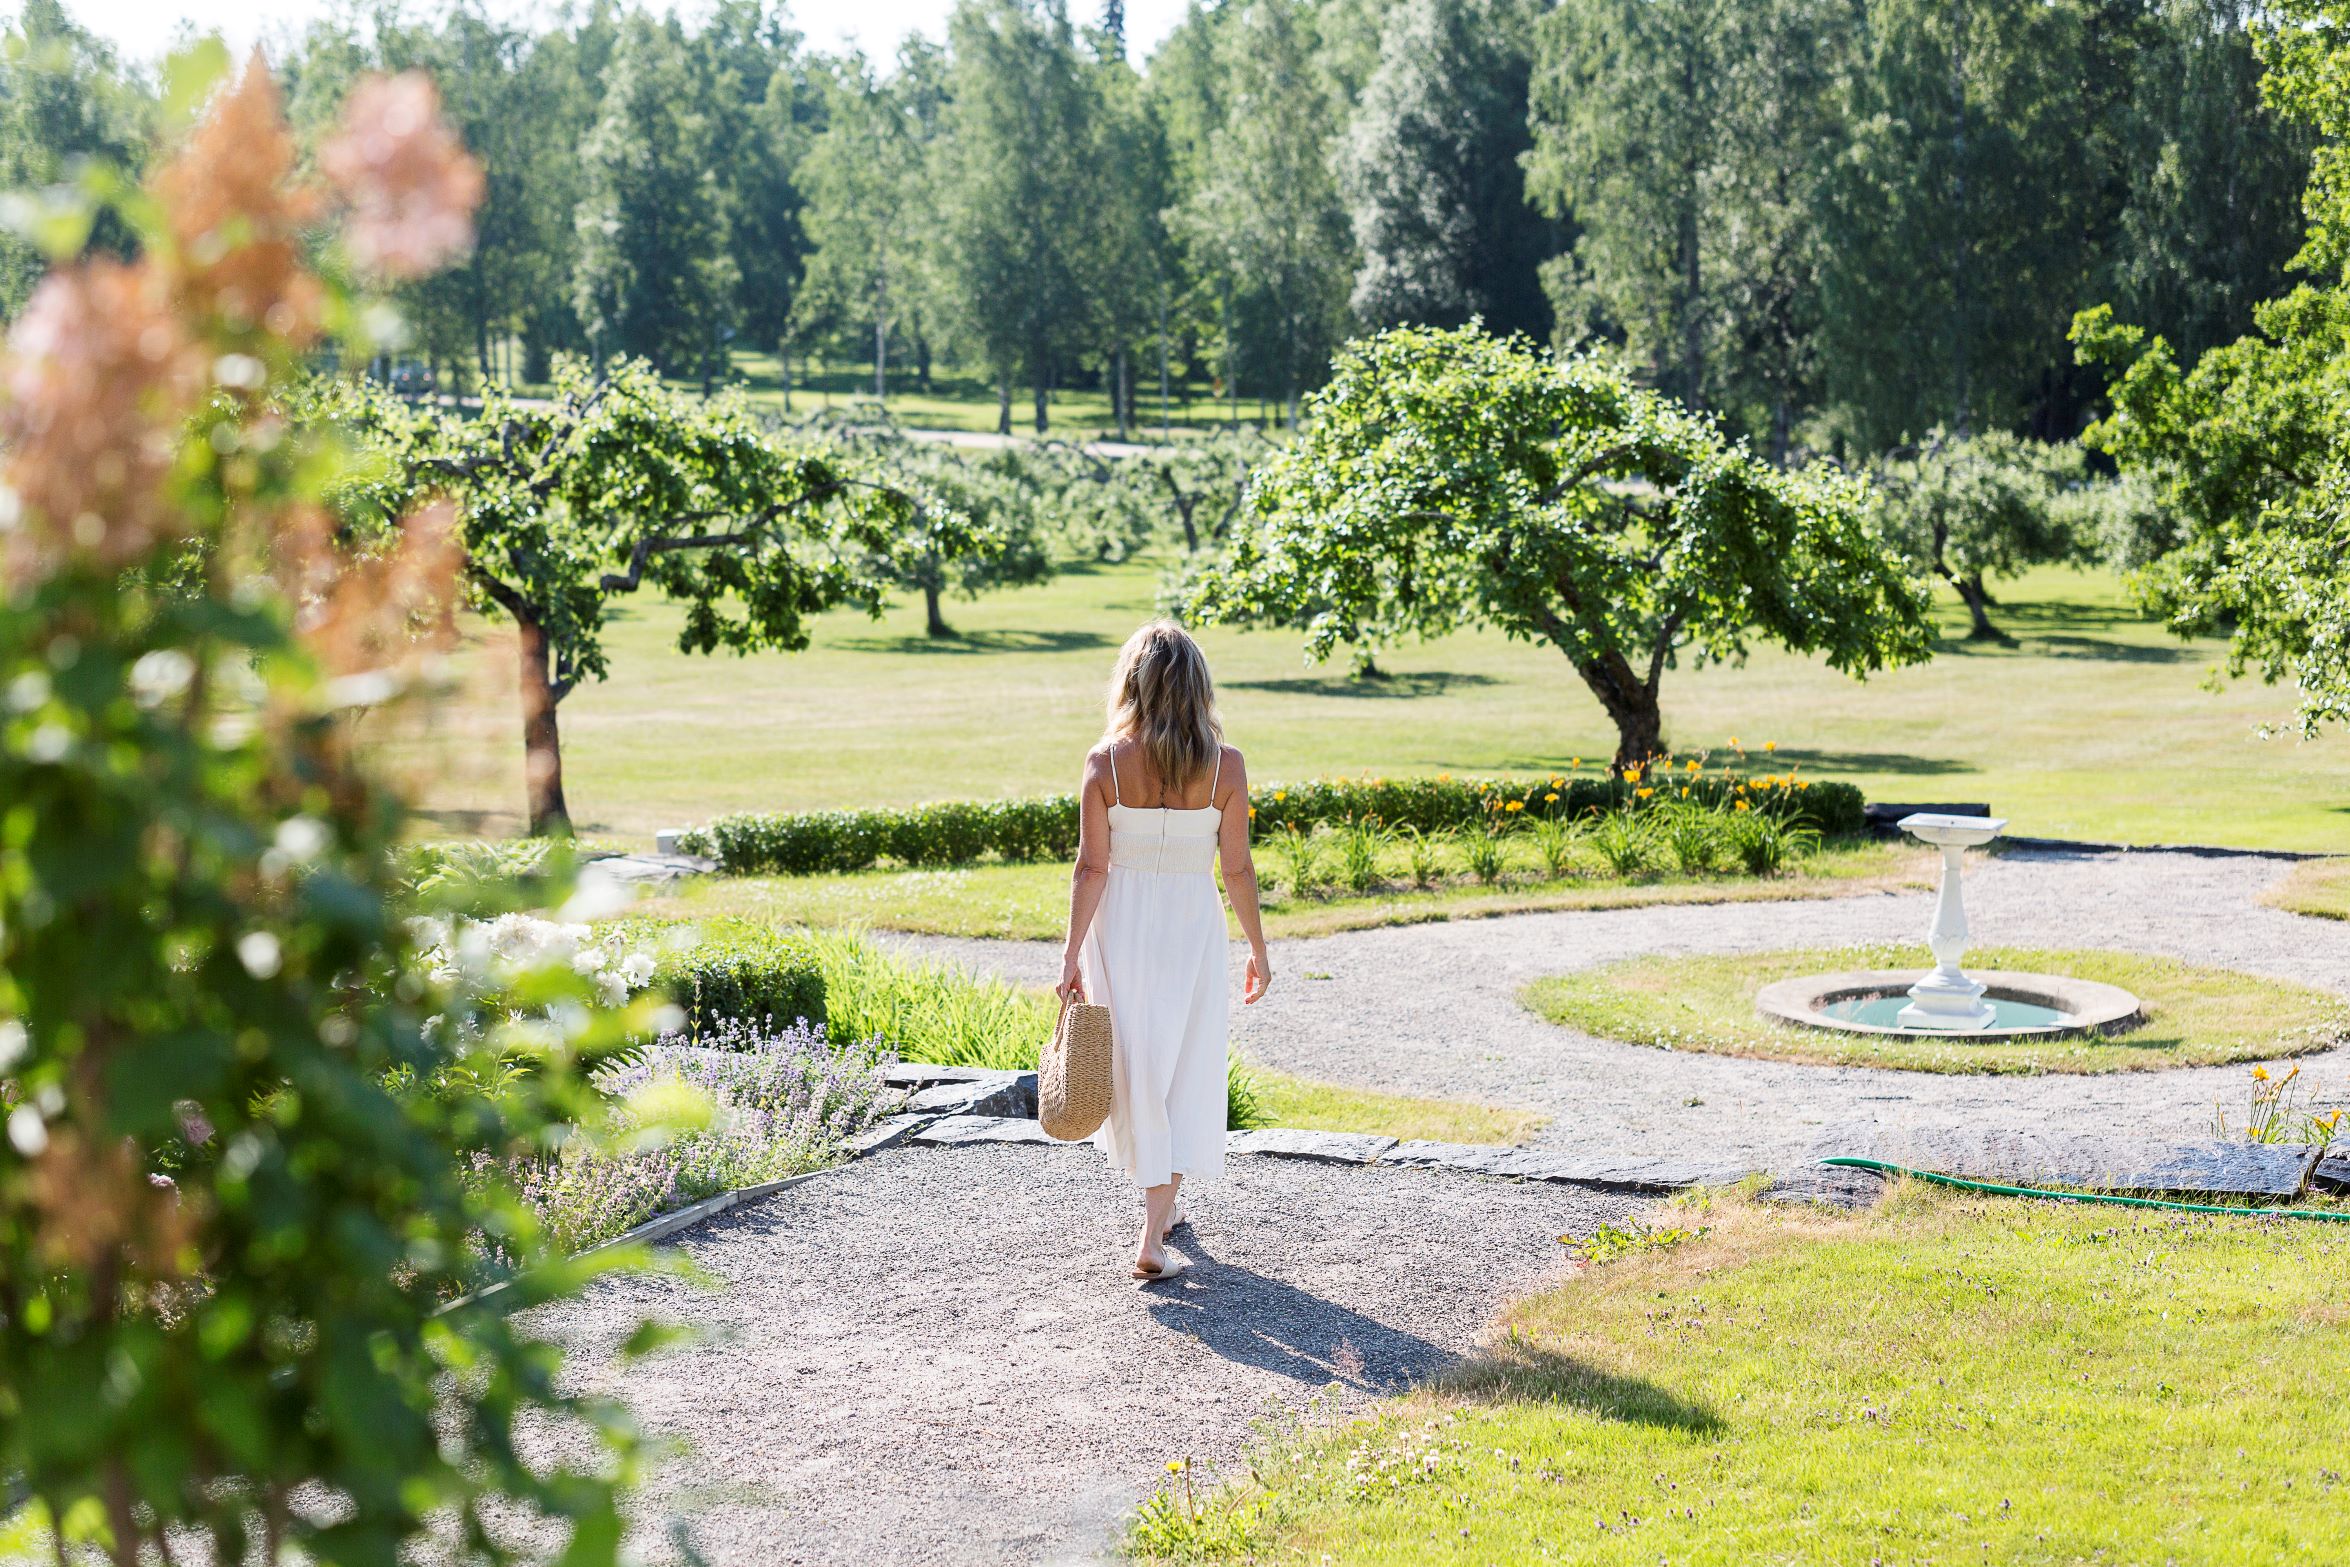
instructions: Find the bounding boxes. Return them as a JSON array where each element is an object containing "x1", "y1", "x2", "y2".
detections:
[
  {"x1": 626, "y1": 920, "x2": 828, "y2": 1041},
  {"x1": 679, "y1": 770, "x2": 1864, "y2": 877}
]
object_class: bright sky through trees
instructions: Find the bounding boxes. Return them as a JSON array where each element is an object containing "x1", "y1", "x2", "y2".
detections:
[{"x1": 20, "y1": 0, "x2": 1188, "y2": 65}]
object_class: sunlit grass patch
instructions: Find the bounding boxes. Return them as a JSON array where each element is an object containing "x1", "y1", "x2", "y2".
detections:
[
  {"x1": 1132, "y1": 1186, "x2": 2350, "y2": 1564},
  {"x1": 636, "y1": 840, "x2": 1924, "y2": 942},
  {"x1": 2261, "y1": 856, "x2": 2350, "y2": 921},
  {"x1": 1523, "y1": 944, "x2": 2350, "y2": 1073}
]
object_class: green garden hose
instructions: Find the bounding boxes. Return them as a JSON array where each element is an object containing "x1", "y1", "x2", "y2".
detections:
[{"x1": 1819, "y1": 1156, "x2": 2350, "y2": 1223}]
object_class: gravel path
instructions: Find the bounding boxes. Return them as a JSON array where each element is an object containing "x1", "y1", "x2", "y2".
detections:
[
  {"x1": 536, "y1": 1142, "x2": 1643, "y2": 1566},
  {"x1": 891, "y1": 846, "x2": 2350, "y2": 1172}
]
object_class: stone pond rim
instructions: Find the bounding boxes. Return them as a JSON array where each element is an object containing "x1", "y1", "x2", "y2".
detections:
[{"x1": 1755, "y1": 969, "x2": 2146, "y2": 1041}]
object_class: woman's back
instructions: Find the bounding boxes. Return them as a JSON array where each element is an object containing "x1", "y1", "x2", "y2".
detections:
[{"x1": 1102, "y1": 739, "x2": 1227, "y2": 877}]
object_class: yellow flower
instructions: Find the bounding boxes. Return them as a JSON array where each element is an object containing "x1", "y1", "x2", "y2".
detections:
[
  {"x1": 1624, "y1": 765, "x2": 1644, "y2": 783},
  {"x1": 1765, "y1": 740, "x2": 1777, "y2": 752},
  {"x1": 2253, "y1": 1066, "x2": 2270, "y2": 1081},
  {"x1": 1167, "y1": 1459, "x2": 1188, "y2": 1474},
  {"x1": 1729, "y1": 735, "x2": 1740, "y2": 748},
  {"x1": 1684, "y1": 759, "x2": 1699, "y2": 773},
  {"x1": 1679, "y1": 787, "x2": 1690, "y2": 798},
  {"x1": 1544, "y1": 791, "x2": 1559, "y2": 803},
  {"x1": 1437, "y1": 772, "x2": 1451, "y2": 782},
  {"x1": 1274, "y1": 790, "x2": 1288, "y2": 802},
  {"x1": 1570, "y1": 757, "x2": 1581, "y2": 769},
  {"x1": 1550, "y1": 775, "x2": 1564, "y2": 787},
  {"x1": 1734, "y1": 799, "x2": 1751, "y2": 812},
  {"x1": 1635, "y1": 787, "x2": 1653, "y2": 799},
  {"x1": 1505, "y1": 799, "x2": 1525, "y2": 812}
]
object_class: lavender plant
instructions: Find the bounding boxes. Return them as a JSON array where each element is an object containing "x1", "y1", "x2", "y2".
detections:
[{"x1": 492, "y1": 1018, "x2": 895, "y2": 1256}]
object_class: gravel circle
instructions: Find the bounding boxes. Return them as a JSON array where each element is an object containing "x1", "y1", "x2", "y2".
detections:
[
  {"x1": 889, "y1": 846, "x2": 2350, "y2": 1171},
  {"x1": 532, "y1": 1142, "x2": 1644, "y2": 1566}
]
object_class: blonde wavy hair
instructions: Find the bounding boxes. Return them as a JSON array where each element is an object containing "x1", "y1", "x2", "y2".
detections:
[{"x1": 1103, "y1": 621, "x2": 1223, "y2": 794}]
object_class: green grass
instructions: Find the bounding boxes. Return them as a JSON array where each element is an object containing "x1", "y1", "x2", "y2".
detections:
[
  {"x1": 772, "y1": 927, "x2": 1535, "y2": 1145},
  {"x1": 629, "y1": 840, "x2": 1925, "y2": 942},
  {"x1": 1522, "y1": 944, "x2": 2350, "y2": 1074},
  {"x1": 1249, "y1": 1066, "x2": 1544, "y2": 1147},
  {"x1": 2261, "y1": 857, "x2": 2350, "y2": 920},
  {"x1": 387, "y1": 560, "x2": 2350, "y2": 852},
  {"x1": 1131, "y1": 1185, "x2": 2350, "y2": 1565},
  {"x1": 493, "y1": 348, "x2": 1252, "y2": 439}
]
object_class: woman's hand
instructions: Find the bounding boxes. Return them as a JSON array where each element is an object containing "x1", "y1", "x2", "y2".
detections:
[
  {"x1": 1056, "y1": 952, "x2": 1086, "y2": 1002},
  {"x1": 1243, "y1": 947, "x2": 1272, "y2": 1004}
]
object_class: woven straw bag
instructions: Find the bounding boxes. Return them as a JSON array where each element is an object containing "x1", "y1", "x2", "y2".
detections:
[{"x1": 1039, "y1": 993, "x2": 1114, "y2": 1141}]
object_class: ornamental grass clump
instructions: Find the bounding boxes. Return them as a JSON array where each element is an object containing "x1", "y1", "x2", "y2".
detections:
[
  {"x1": 0, "y1": 55, "x2": 661, "y2": 1567},
  {"x1": 1335, "y1": 817, "x2": 1393, "y2": 893}
]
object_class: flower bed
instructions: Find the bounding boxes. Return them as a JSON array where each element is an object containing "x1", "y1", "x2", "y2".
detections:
[
  {"x1": 480, "y1": 1017, "x2": 894, "y2": 1257},
  {"x1": 679, "y1": 760, "x2": 1863, "y2": 877}
]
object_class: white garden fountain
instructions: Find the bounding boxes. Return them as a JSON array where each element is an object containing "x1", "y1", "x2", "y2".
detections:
[{"x1": 1754, "y1": 812, "x2": 2143, "y2": 1039}]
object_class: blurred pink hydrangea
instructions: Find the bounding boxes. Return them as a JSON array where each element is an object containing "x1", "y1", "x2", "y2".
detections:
[{"x1": 319, "y1": 72, "x2": 484, "y2": 281}]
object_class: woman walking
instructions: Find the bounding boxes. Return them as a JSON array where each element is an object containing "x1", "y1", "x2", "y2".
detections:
[{"x1": 1057, "y1": 621, "x2": 1272, "y2": 1284}]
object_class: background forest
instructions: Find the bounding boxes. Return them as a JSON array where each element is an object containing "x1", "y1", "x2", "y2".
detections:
[{"x1": 0, "y1": 0, "x2": 2314, "y2": 455}]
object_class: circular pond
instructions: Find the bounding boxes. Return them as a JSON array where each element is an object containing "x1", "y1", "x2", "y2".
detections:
[{"x1": 1755, "y1": 969, "x2": 2144, "y2": 1041}]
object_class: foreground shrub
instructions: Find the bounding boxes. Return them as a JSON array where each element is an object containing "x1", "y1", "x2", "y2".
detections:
[
  {"x1": 683, "y1": 768, "x2": 1862, "y2": 876},
  {"x1": 625, "y1": 920, "x2": 829, "y2": 1039},
  {"x1": 0, "y1": 62, "x2": 650, "y2": 1567}
]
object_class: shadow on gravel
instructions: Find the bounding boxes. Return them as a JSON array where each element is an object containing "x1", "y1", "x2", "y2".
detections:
[
  {"x1": 1446, "y1": 1347, "x2": 1725, "y2": 1434},
  {"x1": 1142, "y1": 1236, "x2": 1452, "y2": 1393}
]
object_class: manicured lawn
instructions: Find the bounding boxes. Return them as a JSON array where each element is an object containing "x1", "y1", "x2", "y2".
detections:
[
  {"x1": 1132, "y1": 1186, "x2": 2350, "y2": 1565},
  {"x1": 2261, "y1": 857, "x2": 2350, "y2": 920},
  {"x1": 630, "y1": 840, "x2": 1925, "y2": 942},
  {"x1": 1250, "y1": 1066, "x2": 1541, "y2": 1147},
  {"x1": 388, "y1": 559, "x2": 2350, "y2": 851},
  {"x1": 1522, "y1": 944, "x2": 2350, "y2": 1074},
  {"x1": 765, "y1": 927, "x2": 1538, "y2": 1146}
]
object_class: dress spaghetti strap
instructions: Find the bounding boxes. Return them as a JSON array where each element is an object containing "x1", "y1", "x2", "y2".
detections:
[
  {"x1": 1208, "y1": 746, "x2": 1222, "y2": 809},
  {"x1": 1109, "y1": 743, "x2": 1124, "y2": 806}
]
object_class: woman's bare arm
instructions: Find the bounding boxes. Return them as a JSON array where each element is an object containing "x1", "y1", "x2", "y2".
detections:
[
  {"x1": 1214, "y1": 747, "x2": 1272, "y2": 1003},
  {"x1": 1058, "y1": 748, "x2": 1114, "y2": 999}
]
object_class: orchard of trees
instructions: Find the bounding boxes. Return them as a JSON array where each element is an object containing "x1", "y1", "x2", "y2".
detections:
[{"x1": 0, "y1": 0, "x2": 2314, "y2": 453}]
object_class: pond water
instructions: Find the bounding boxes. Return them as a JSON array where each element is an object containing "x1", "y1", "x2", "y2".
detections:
[{"x1": 1818, "y1": 992, "x2": 2072, "y2": 1032}]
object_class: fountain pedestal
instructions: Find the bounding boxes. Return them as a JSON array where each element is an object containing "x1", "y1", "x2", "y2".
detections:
[{"x1": 1895, "y1": 813, "x2": 2007, "y2": 1031}]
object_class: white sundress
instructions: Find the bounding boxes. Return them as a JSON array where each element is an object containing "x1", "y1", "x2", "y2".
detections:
[{"x1": 1082, "y1": 747, "x2": 1231, "y2": 1191}]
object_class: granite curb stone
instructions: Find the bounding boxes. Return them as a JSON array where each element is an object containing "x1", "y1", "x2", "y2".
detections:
[
  {"x1": 1225, "y1": 1128, "x2": 1397, "y2": 1165},
  {"x1": 912, "y1": 1114, "x2": 1065, "y2": 1147}
]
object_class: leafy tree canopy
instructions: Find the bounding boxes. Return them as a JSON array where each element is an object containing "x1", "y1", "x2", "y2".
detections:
[
  {"x1": 2073, "y1": 0, "x2": 2350, "y2": 735},
  {"x1": 1870, "y1": 430, "x2": 2088, "y2": 641},
  {"x1": 1184, "y1": 325, "x2": 1934, "y2": 766},
  {"x1": 336, "y1": 357, "x2": 972, "y2": 829}
]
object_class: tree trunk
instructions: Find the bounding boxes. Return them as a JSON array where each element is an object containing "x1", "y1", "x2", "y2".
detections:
[
  {"x1": 1033, "y1": 374, "x2": 1048, "y2": 434},
  {"x1": 1158, "y1": 283, "x2": 1171, "y2": 438},
  {"x1": 1605, "y1": 691, "x2": 1666, "y2": 773},
  {"x1": 780, "y1": 340, "x2": 792, "y2": 412},
  {"x1": 997, "y1": 371, "x2": 1012, "y2": 435},
  {"x1": 923, "y1": 580, "x2": 950, "y2": 638},
  {"x1": 1113, "y1": 345, "x2": 1130, "y2": 440},
  {"x1": 874, "y1": 298, "x2": 888, "y2": 404},
  {"x1": 515, "y1": 611, "x2": 571, "y2": 837},
  {"x1": 1956, "y1": 573, "x2": 2002, "y2": 641}
]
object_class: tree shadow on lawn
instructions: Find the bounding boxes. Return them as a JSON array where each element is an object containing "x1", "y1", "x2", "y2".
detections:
[
  {"x1": 830, "y1": 628, "x2": 1118, "y2": 656},
  {"x1": 1223, "y1": 671, "x2": 1500, "y2": 700},
  {"x1": 2027, "y1": 634, "x2": 2194, "y2": 665},
  {"x1": 1733, "y1": 746, "x2": 1972, "y2": 777}
]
